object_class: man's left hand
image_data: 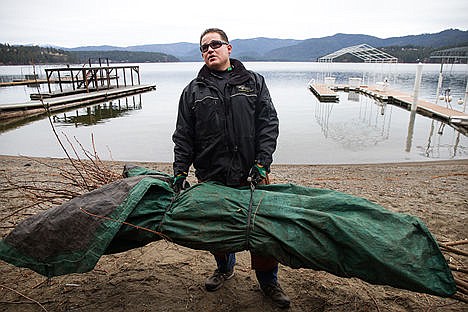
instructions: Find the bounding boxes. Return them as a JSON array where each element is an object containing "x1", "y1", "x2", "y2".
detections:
[{"x1": 248, "y1": 163, "x2": 267, "y2": 185}]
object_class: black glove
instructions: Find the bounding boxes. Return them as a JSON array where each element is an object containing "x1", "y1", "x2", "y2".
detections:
[
  {"x1": 247, "y1": 163, "x2": 267, "y2": 185},
  {"x1": 173, "y1": 173, "x2": 190, "y2": 193}
]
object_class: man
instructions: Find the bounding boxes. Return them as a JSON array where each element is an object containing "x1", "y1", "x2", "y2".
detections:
[{"x1": 172, "y1": 28, "x2": 290, "y2": 309}]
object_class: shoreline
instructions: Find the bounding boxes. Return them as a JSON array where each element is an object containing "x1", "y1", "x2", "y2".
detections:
[{"x1": 1, "y1": 153, "x2": 467, "y2": 166}]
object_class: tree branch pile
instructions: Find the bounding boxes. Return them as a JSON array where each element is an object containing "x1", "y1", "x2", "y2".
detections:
[{"x1": 439, "y1": 240, "x2": 468, "y2": 302}]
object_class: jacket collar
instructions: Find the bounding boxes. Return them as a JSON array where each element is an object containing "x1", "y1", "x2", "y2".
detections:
[{"x1": 197, "y1": 58, "x2": 251, "y2": 85}]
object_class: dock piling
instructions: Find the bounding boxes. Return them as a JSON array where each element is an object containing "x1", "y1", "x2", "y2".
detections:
[
  {"x1": 411, "y1": 63, "x2": 423, "y2": 112},
  {"x1": 435, "y1": 63, "x2": 444, "y2": 106},
  {"x1": 463, "y1": 81, "x2": 468, "y2": 113}
]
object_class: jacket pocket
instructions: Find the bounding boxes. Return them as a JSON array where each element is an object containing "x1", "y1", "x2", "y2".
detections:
[{"x1": 192, "y1": 96, "x2": 221, "y2": 136}]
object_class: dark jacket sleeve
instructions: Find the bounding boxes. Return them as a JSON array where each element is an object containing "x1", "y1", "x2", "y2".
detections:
[
  {"x1": 172, "y1": 85, "x2": 195, "y2": 176},
  {"x1": 254, "y1": 73, "x2": 279, "y2": 170}
]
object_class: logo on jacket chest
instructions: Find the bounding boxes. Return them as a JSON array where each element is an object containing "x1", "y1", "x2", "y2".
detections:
[{"x1": 236, "y1": 85, "x2": 254, "y2": 93}]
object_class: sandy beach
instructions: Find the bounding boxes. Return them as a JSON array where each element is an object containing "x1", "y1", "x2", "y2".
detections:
[{"x1": 0, "y1": 155, "x2": 467, "y2": 311}]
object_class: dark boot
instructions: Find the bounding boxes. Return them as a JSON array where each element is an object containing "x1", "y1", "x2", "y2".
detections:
[{"x1": 260, "y1": 282, "x2": 291, "y2": 309}]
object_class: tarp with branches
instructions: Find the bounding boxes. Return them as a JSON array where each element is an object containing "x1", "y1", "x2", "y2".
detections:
[{"x1": 0, "y1": 165, "x2": 457, "y2": 297}]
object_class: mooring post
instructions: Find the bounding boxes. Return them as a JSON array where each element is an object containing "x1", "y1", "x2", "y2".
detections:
[
  {"x1": 435, "y1": 62, "x2": 443, "y2": 105},
  {"x1": 115, "y1": 68, "x2": 119, "y2": 88},
  {"x1": 70, "y1": 68, "x2": 76, "y2": 91},
  {"x1": 411, "y1": 63, "x2": 423, "y2": 112},
  {"x1": 463, "y1": 79, "x2": 468, "y2": 113},
  {"x1": 57, "y1": 70, "x2": 63, "y2": 93},
  {"x1": 83, "y1": 68, "x2": 89, "y2": 92},
  {"x1": 106, "y1": 67, "x2": 110, "y2": 89},
  {"x1": 94, "y1": 68, "x2": 99, "y2": 90},
  {"x1": 407, "y1": 63, "x2": 423, "y2": 152},
  {"x1": 99, "y1": 58, "x2": 103, "y2": 87},
  {"x1": 45, "y1": 69, "x2": 52, "y2": 94}
]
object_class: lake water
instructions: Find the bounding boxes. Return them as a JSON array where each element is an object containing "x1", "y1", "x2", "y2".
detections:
[{"x1": 0, "y1": 62, "x2": 467, "y2": 164}]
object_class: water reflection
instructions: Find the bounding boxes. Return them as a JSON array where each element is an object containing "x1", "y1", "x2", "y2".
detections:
[
  {"x1": 315, "y1": 95, "x2": 392, "y2": 151},
  {"x1": 417, "y1": 119, "x2": 465, "y2": 159},
  {"x1": 401, "y1": 94, "x2": 465, "y2": 159},
  {"x1": 52, "y1": 95, "x2": 142, "y2": 127},
  {"x1": 347, "y1": 91, "x2": 360, "y2": 102},
  {"x1": 0, "y1": 94, "x2": 142, "y2": 134},
  {"x1": 314, "y1": 90, "x2": 466, "y2": 161},
  {"x1": 405, "y1": 109, "x2": 417, "y2": 153}
]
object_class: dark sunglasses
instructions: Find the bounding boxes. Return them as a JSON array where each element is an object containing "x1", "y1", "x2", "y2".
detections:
[{"x1": 200, "y1": 40, "x2": 229, "y2": 53}]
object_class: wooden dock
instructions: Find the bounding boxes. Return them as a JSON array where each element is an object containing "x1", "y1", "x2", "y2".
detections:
[
  {"x1": 357, "y1": 86, "x2": 468, "y2": 131},
  {"x1": 0, "y1": 77, "x2": 118, "y2": 89},
  {"x1": 308, "y1": 84, "x2": 339, "y2": 102},
  {"x1": 0, "y1": 84, "x2": 156, "y2": 122},
  {"x1": 309, "y1": 82, "x2": 468, "y2": 133},
  {"x1": 0, "y1": 62, "x2": 157, "y2": 126},
  {"x1": 0, "y1": 79, "x2": 49, "y2": 87}
]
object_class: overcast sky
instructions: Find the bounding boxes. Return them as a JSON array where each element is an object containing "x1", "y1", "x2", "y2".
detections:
[{"x1": 1, "y1": 0, "x2": 467, "y2": 48}]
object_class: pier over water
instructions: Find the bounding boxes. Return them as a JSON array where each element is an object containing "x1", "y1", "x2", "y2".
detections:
[
  {"x1": 309, "y1": 83, "x2": 468, "y2": 135},
  {"x1": 0, "y1": 61, "x2": 156, "y2": 124}
]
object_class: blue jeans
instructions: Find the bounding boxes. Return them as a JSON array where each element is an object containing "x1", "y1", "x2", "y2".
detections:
[{"x1": 214, "y1": 252, "x2": 278, "y2": 286}]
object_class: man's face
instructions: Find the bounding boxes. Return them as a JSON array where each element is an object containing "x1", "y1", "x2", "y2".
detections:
[{"x1": 200, "y1": 32, "x2": 232, "y2": 71}]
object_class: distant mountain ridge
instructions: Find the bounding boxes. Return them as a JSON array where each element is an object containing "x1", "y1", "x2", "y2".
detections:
[
  {"x1": 67, "y1": 38, "x2": 302, "y2": 61},
  {"x1": 65, "y1": 29, "x2": 468, "y2": 62}
]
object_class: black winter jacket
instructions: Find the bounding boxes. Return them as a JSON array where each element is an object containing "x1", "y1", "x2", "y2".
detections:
[{"x1": 172, "y1": 59, "x2": 279, "y2": 186}]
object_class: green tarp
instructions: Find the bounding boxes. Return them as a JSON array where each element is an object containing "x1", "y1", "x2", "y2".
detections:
[{"x1": 0, "y1": 166, "x2": 456, "y2": 297}]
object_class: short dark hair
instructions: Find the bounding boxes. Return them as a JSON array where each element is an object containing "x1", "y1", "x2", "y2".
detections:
[{"x1": 200, "y1": 28, "x2": 229, "y2": 45}]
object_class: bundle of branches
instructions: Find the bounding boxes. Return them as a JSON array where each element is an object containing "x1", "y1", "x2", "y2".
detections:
[
  {"x1": 59, "y1": 133, "x2": 122, "y2": 191},
  {"x1": 1, "y1": 133, "x2": 122, "y2": 226},
  {"x1": 439, "y1": 240, "x2": 468, "y2": 302}
]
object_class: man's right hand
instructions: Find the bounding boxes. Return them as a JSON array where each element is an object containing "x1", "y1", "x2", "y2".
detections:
[{"x1": 173, "y1": 173, "x2": 190, "y2": 193}]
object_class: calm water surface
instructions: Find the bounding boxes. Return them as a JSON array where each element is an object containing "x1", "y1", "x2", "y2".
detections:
[{"x1": 0, "y1": 62, "x2": 467, "y2": 164}]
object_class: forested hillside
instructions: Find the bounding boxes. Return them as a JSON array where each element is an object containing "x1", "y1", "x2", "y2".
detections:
[
  {"x1": 0, "y1": 44, "x2": 76, "y2": 65},
  {"x1": 0, "y1": 44, "x2": 179, "y2": 65},
  {"x1": 69, "y1": 50, "x2": 179, "y2": 63},
  {"x1": 379, "y1": 46, "x2": 445, "y2": 63}
]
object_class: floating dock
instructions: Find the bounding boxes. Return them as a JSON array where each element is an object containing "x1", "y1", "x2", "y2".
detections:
[
  {"x1": 309, "y1": 83, "x2": 468, "y2": 134},
  {"x1": 308, "y1": 83, "x2": 339, "y2": 102},
  {"x1": 0, "y1": 84, "x2": 156, "y2": 122}
]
